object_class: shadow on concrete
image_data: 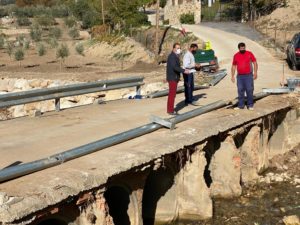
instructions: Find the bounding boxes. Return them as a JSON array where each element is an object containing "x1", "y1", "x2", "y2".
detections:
[{"x1": 175, "y1": 93, "x2": 207, "y2": 112}]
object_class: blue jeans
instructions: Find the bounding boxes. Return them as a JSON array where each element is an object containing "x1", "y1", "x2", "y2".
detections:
[
  {"x1": 183, "y1": 73, "x2": 194, "y2": 103},
  {"x1": 237, "y1": 74, "x2": 254, "y2": 108}
]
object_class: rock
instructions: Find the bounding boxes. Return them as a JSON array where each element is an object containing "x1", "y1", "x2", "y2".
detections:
[
  {"x1": 274, "y1": 175, "x2": 284, "y2": 182},
  {"x1": 10, "y1": 105, "x2": 26, "y2": 118},
  {"x1": 40, "y1": 80, "x2": 49, "y2": 88},
  {"x1": 29, "y1": 110, "x2": 42, "y2": 117},
  {"x1": 29, "y1": 79, "x2": 42, "y2": 88},
  {"x1": 280, "y1": 207, "x2": 286, "y2": 213},
  {"x1": 0, "y1": 79, "x2": 9, "y2": 92},
  {"x1": 7, "y1": 79, "x2": 15, "y2": 92},
  {"x1": 283, "y1": 215, "x2": 300, "y2": 225},
  {"x1": 14, "y1": 79, "x2": 30, "y2": 90},
  {"x1": 294, "y1": 178, "x2": 300, "y2": 184},
  {"x1": 209, "y1": 136, "x2": 242, "y2": 198},
  {"x1": 0, "y1": 192, "x2": 8, "y2": 205}
]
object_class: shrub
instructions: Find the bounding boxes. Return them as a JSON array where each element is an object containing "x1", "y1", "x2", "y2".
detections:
[
  {"x1": 180, "y1": 13, "x2": 195, "y2": 24},
  {"x1": 30, "y1": 24, "x2": 42, "y2": 42},
  {"x1": 23, "y1": 40, "x2": 30, "y2": 50},
  {"x1": 37, "y1": 43, "x2": 46, "y2": 56},
  {"x1": 0, "y1": 7, "x2": 9, "y2": 17},
  {"x1": 75, "y1": 43, "x2": 84, "y2": 56},
  {"x1": 64, "y1": 16, "x2": 77, "y2": 28},
  {"x1": 68, "y1": 26, "x2": 80, "y2": 39},
  {"x1": 56, "y1": 43, "x2": 69, "y2": 69},
  {"x1": 16, "y1": 34, "x2": 26, "y2": 43},
  {"x1": 14, "y1": 48, "x2": 25, "y2": 66},
  {"x1": 163, "y1": 19, "x2": 169, "y2": 25},
  {"x1": 49, "y1": 27, "x2": 62, "y2": 39},
  {"x1": 14, "y1": 6, "x2": 34, "y2": 17},
  {"x1": 36, "y1": 15, "x2": 56, "y2": 28},
  {"x1": 47, "y1": 38, "x2": 58, "y2": 48},
  {"x1": 82, "y1": 10, "x2": 101, "y2": 29},
  {"x1": 16, "y1": 16, "x2": 31, "y2": 26},
  {"x1": 51, "y1": 5, "x2": 69, "y2": 18},
  {"x1": 160, "y1": 0, "x2": 167, "y2": 8}
]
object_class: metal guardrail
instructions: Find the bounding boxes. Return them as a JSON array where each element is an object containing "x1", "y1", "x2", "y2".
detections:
[{"x1": 0, "y1": 76, "x2": 144, "y2": 111}]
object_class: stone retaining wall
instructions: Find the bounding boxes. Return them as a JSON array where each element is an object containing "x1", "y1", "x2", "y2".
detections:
[{"x1": 164, "y1": 0, "x2": 201, "y2": 25}]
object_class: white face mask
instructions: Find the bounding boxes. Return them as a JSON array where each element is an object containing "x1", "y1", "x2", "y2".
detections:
[{"x1": 175, "y1": 49, "x2": 181, "y2": 55}]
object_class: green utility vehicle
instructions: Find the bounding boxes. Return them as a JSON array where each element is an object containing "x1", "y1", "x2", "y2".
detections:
[{"x1": 194, "y1": 49, "x2": 219, "y2": 72}]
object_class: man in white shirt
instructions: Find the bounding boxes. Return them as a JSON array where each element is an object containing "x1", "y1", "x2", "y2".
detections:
[{"x1": 183, "y1": 43, "x2": 198, "y2": 106}]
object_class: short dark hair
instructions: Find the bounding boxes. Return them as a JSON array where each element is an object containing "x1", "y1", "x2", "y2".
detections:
[
  {"x1": 190, "y1": 43, "x2": 198, "y2": 49},
  {"x1": 238, "y1": 42, "x2": 246, "y2": 49},
  {"x1": 173, "y1": 43, "x2": 180, "y2": 49}
]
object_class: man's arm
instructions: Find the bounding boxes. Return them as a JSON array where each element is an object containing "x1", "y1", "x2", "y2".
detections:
[
  {"x1": 231, "y1": 64, "x2": 237, "y2": 83},
  {"x1": 171, "y1": 56, "x2": 189, "y2": 74},
  {"x1": 253, "y1": 61, "x2": 258, "y2": 80}
]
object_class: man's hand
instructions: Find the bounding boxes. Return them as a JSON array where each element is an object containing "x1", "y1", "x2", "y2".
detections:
[
  {"x1": 184, "y1": 69, "x2": 190, "y2": 74},
  {"x1": 253, "y1": 72, "x2": 257, "y2": 80},
  {"x1": 231, "y1": 76, "x2": 235, "y2": 83}
]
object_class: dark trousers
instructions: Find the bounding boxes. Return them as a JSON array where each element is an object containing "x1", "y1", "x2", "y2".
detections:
[
  {"x1": 237, "y1": 74, "x2": 254, "y2": 108},
  {"x1": 167, "y1": 80, "x2": 178, "y2": 113},
  {"x1": 183, "y1": 73, "x2": 194, "y2": 103}
]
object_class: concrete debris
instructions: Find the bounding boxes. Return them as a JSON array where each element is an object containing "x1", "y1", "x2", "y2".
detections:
[{"x1": 283, "y1": 215, "x2": 300, "y2": 225}]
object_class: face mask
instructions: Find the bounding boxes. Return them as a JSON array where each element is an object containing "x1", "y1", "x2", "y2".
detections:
[
  {"x1": 192, "y1": 50, "x2": 197, "y2": 54},
  {"x1": 239, "y1": 50, "x2": 246, "y2": 54},
  {"x1": 176, "y1": 49, "x2": 181, "y2": 55}
]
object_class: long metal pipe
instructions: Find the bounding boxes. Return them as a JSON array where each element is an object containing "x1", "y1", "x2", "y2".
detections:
[
  {"x1": 209, "y1": 72, "x2": 227, "y2": 86},
  {"x1": 0, "y1": 92, "x2": 270, "y2": 183},
  {"x1": 0, "y1": 82, "x2": 144, "y2": 108},
  {"x1": 0, "y1": 76, "x2": 144, "y2": 101},
  {"x1": 147, "y1": 85, "x2": 209, "y2": 98}
]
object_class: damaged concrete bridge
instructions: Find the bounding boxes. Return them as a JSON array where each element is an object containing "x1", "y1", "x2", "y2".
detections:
[{"x1": 0, "y1": 89, "x2": 299, "y2": 225}]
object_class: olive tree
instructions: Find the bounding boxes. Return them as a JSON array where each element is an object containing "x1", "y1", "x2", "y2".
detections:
[
  {"x1": 14, "y1": 48, "x2": 25, "y2": 66},
  {"x1": 56, "y1": 43, "x2": 69, "y2": 70}
]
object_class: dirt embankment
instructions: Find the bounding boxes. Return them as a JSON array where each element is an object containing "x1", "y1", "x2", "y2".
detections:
[{"x1": 255, "y1": 0, "x2": 300, "y2": 49}]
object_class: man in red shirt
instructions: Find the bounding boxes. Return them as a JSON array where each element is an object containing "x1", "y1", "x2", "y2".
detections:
[{"x1": 231, "y1": 42, "x2": 258, "y2": 110}]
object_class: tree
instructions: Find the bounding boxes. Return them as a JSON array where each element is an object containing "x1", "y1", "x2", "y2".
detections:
[
  {"x1": 14, "y1": 48, "x2": 25, "y2": 66},
  {"x1": 56, "y1": 43, "x2": 69, "y2": 70},
  {"x1": 108, "y1": 0, "x2": 150, "y2": 32}
]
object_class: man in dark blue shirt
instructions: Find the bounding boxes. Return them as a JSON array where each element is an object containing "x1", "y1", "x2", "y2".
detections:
[{"x1": 166, "y1": 43, "x2": 189, "y2": 115}]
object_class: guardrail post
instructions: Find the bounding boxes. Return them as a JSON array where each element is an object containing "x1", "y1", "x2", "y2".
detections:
[
  {"x1": 136, "y1": 85, "x2": 141, "y2": 96},
  {"x1": 55, "y1": 98, "x2": 60, "y2": 112}
]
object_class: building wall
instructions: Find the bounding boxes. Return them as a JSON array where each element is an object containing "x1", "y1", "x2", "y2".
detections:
[{"x1": 164, "y1": 0, "x2": 201, "y2": 25}]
